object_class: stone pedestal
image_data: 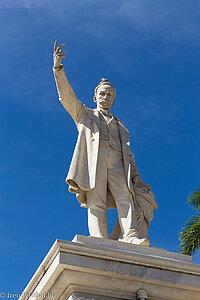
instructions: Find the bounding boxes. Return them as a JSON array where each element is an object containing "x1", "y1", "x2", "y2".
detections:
[{"x1": 20, "y1": 236, "x2": 200, "y2": 300}]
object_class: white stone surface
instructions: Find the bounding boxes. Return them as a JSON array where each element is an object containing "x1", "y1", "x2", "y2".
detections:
[
  {"x1": 53, "y1": 40, "x2": 158, "y2": 245},
  {"x1": 20, "y1": 236, "x2": 200, "y2": 300}
]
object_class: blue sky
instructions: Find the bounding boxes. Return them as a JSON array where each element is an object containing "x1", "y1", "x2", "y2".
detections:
[{"x1": 0, "y1": 0, "x2": 200, "y2": 294}]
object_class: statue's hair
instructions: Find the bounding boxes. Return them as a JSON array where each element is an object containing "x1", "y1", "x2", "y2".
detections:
[{"x1": 93, "y1": 78, "x2": 116, "y2": 104}]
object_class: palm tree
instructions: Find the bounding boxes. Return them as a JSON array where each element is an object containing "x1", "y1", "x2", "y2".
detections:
[{"x1": 179, "y1": 187, "x2": 200, "y2": 255}]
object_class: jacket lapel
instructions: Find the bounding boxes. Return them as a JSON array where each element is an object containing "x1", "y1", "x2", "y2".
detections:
[
  {"x1": 116, "y1": 117, "x2": 130, "y2": 177},
  {"x1": 89, "y1": 109, "x2": 100, "y2": 129}
]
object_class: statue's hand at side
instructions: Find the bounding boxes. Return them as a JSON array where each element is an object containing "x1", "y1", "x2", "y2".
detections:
[
  {"x1": 133, "y1": 175, "x2": 151, "y2": 191},
  {"x1": 53, "y1": 40, "x2": 67, "y2": 69},
  {"x1": 133, "y1": 175, "x2": 139, "y2": 186}
]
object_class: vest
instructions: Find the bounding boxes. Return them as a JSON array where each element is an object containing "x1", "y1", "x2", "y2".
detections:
[{"x1": 99, "y1": 112, "x2": 122, "y2": 152}]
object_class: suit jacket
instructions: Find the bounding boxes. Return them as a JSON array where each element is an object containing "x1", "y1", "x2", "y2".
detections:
[{"x1": 54, "y1": 66, "x2": 158, "y2": 223}]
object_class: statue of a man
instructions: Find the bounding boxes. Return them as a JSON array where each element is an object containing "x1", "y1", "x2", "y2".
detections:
[{"x1": 53, "y1": 40, "x2": 158, "y2": 246}]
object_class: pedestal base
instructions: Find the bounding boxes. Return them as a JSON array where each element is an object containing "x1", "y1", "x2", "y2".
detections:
[{"x1": 20, "y1": 235, "x2": 200, "y2": 300}]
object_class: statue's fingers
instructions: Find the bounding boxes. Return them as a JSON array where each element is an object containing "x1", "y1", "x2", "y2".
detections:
[
  {"x1": 54, "y1": 40, "x2": 58, "y2": 52},
  {"x1": 59, "y1": 50, "x2": 67, "y2": 55},
  {"x1": 55, "y1": 54, "x2": 66, "y2": 60},
  {"x1": 57, "y1": 43, "x2": 66, "y2": 51},
  {"x1": 56, "y1": 53, "x2": 64, "y2": 58},
  {"x1": 55, "y1": 47, "x2": 60, "y2": 55}
]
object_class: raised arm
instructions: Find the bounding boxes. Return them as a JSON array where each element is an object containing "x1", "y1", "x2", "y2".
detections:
[{"x1": 53, "y1": 40, "x2": 85, "y2": 124}]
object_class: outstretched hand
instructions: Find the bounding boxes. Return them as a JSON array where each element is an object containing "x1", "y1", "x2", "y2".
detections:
[{"x1": 53, "y1": 40, "x2": 67, "y2": 68}]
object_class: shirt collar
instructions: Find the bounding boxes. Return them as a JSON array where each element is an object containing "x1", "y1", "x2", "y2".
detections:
[{"x1": 98, "y1": 109, "x2": 113, "y2": 118}]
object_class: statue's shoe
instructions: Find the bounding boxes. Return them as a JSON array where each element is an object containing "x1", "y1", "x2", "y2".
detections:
[
  {"x1": 118, "y1": 237, "x2": 150, "y2": 247},
  {"x1": 130, "y1": 237, "x2": 150, "y2": 247}
]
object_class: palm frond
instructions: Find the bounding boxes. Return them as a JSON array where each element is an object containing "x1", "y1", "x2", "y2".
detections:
[
  {"x1": 178, "y1": 212, "x2": 200, "y2": 255},
  {"x1": 187, "y1": 187, "x2": 200, "y2": 210}
]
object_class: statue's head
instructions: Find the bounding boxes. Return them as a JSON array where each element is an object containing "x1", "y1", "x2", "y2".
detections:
[{"x1": 93, "y1": 78, "x2": 116, "y2": 110}]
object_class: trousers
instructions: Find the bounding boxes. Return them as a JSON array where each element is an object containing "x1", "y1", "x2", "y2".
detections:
[{"x1": 86, "y1": 142, "x2": 138, "y2": 240}]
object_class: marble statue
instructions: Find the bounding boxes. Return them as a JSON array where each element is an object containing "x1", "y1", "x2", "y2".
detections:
[{"x1": 53, "y1": 40, "x2": 158, "y2": 246}]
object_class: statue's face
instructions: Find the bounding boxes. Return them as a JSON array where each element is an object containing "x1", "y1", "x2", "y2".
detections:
[{"x1": 96, "y1": 85, "x2": 115, "y2": 110}]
